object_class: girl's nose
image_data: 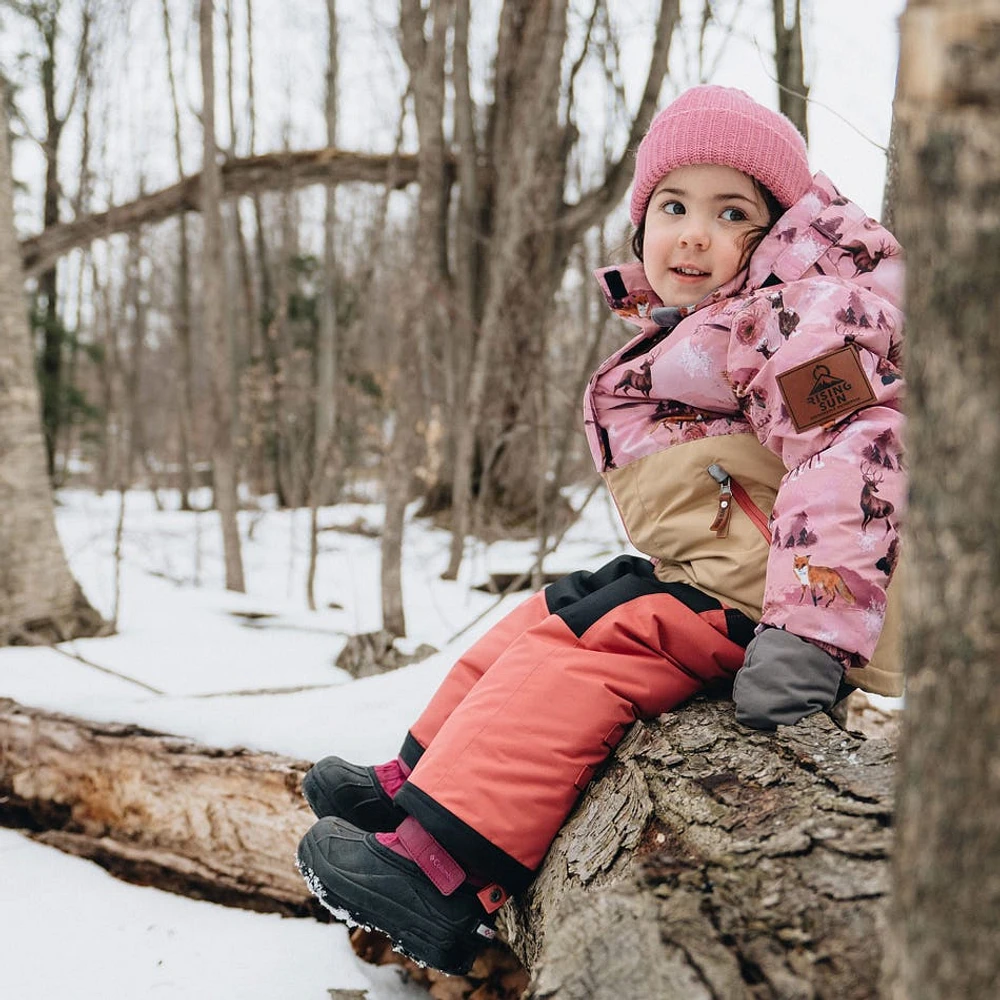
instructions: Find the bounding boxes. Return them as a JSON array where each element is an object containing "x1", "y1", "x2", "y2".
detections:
[{"x1": 677, "y1": 218, "x2": 710, "y2": 249}]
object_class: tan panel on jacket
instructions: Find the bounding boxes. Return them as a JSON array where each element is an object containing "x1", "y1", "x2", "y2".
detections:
[
  {"x1": 604, "y1": 435, "x2": 785, "y2": 619},
  {"x1": 604, "y1": 433, "x2": 903, "y2": 698}
]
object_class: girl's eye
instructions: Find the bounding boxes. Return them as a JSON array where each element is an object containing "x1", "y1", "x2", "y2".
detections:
[
  {"x1": 721, "y1": 207, "x2": 748, "y2": 222},
  {"x1": 661, "y1": 201, "x2": 685, "y2": 215}
]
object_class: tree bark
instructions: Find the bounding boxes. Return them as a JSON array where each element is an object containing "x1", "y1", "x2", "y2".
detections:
[
  {"x1": 307, "y1": 0, "x2": 341, "y2": 610},
  {"x1": 0, "y1": 695, "x2": 894, "y2": 998},
  {"x1": 880, "y1": 67, "x2": 901, "y2": 232},
  {"x1": 510, "y1": 702, "x2": 895, "y2": 999},
  {"x1": 313, "y1": 0, "x2": 340, "y2": 500},
  {"x1": 57, "y1": 3, "x2": 94, "y2": 483},
  {"x1": 123, "y1": 228, "x2": 149, "y2": 486},
  {"x1": 0, "y1": 76, "x2": 105, "y2": 646},
  {"x1": 884, "y1": 4, "x2": 1000, "y2": 999},
  {"x1": 442, "y1": 0, "x2": 574, "y2": 578},
  {"x1": 0, "y1": 697, "x2": 315, "y2": 913},
  {"x1": 200, "y1": 0, "x2": 246, "y2": 592}
]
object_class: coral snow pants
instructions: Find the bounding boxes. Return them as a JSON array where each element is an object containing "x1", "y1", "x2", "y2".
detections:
[{"x1": 392, "y1": 555, "x2": 756, "y2": 893}]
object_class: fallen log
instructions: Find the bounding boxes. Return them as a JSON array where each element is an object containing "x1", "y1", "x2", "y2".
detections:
[
  {"x1": 0, "y1": 697, "x2": 317, "y2": 914},
  {"x1": 507, "y1": 701, "x2": 895, "y2": 1000},
  {"x1": 0, "y1": 696, "x2": 895, "y2": 999}
]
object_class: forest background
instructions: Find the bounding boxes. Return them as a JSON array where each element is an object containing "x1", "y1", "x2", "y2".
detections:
[{"x1": 1, "y1": 0, "x2": 901, "y2": 632}]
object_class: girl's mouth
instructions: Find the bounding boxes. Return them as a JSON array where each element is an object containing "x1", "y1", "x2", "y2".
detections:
[{"x1": 671, "y1": 266, "x2": 710, "y2": 278}]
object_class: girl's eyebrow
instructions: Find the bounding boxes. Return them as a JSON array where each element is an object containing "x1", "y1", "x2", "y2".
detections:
[{"x1": 654, "y1": 186, "x2": 756, "y2": 205}]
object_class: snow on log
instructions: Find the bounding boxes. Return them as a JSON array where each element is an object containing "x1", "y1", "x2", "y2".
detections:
[{"x1": 0, "y1": 696, "x2": 896, "y2": 998}]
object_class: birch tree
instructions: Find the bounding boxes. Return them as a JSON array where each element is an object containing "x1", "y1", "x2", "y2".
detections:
[{"x1": 0, "y1": 74, "x2": 104, "y2": 645}]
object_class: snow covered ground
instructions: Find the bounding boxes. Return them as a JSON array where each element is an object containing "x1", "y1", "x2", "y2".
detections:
[{"x1": 0, "y1": 486, "x2": 625, "y2": 1000}]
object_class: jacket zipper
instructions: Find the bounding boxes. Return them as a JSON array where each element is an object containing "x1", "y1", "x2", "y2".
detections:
[{"x1": 706, "y1": 464, "x2": 772, "y2": 544}]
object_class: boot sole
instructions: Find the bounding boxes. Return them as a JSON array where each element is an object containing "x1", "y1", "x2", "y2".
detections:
[{"x1": 296, "y1": 829, "x2": 487, "y2": 976}]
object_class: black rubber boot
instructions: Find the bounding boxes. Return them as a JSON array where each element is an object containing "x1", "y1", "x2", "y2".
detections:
[
  {"x1": 302, "y1": 756, "x2": 408, "y2": 831},
  {"x1": 296, "y1": 817, "x2": 498, "y2": 976}
]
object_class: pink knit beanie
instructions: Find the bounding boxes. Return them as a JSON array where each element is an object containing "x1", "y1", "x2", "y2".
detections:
[{"x1": 629, "y1": 86, "x2": 812, "y2": 225}]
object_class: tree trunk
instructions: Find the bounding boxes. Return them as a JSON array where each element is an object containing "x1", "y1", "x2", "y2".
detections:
[
  {"x1": 0, "y1": 696, "x2": 894, "y2": 998},
  {"x1": 307, "y1": 0, "x2": 341, "y2": 609},
  {"x1": 880, "y1": 67, "x2": 901, "y2": 232},
  {"x1": 0, "y1": 697, "x2": 315, "y2": 913},
  {"x1": 223, "y1": 0, "x2": 255, "y2": 404},
  {"x1": 200, "y1": 0, "x2": 246, "y2": 592},
  {"x1": 37, "y1": 7, "x2": 66, "y2": 481},
  {"x1": 443, "y1": 0, "x2": 678, "y2": 578},
  {"x1": 378, "y1": 0, "x2": 453, "y2": 627},
  {"x1": 310, "y1": 0, "x2": 339, "y2": 476},
  {"x1": 93, "y1": 257, "x2": 119, "y2": 494},
  {"x1": 0, "y1": 78, "x2": 105, "y2": 646},
  {"x1": 58, "y1": 7, "x2": 94, "y2": 483},
  {"x1": 443, "y1": 0, "x2": 574, "y2": 577},
  {"x1": 772, "y1": 0, "x2": 810, "y2": 143},
  {"x1": 884, "y1": 4, "x2": 1000, "y2": 999},
  {"x1": 124, "y1": 228, "x2": 149, "y2": 486},
  {"x1": 162, "y1": 0, "x2": 196, "y2": 509}
]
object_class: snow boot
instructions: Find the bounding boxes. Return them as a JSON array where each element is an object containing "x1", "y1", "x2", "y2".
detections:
[
  {"x1": 302, "y1": 756, "x2": 408, "y2": 831},
  {"x1": 296, "y1": 816, "x2": 507, "y2": 975}
]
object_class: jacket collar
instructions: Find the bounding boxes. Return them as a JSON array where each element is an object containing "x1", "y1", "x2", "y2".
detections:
[{"x1": 595, "y1": 172, "x2": 903, "y2": 328}]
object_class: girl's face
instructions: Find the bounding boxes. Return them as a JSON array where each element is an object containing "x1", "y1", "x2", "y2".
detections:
[{"x1": 642, "y1": 163, "x2": 770, "y2": 307}]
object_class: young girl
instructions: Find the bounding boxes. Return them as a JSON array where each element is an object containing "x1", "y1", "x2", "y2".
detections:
[{"x1": 296, "y1": 85, "x2": 905, "y2": 975}]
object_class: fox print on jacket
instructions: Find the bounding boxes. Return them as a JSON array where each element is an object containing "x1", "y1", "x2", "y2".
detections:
[{"x1": 586, "y1": 173, "x2": 905, "y2": 696}]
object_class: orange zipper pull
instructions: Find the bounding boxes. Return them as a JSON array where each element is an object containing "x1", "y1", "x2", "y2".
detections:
[{"x1": 707, "y1": 463, "x2": 732, "y2": 538}]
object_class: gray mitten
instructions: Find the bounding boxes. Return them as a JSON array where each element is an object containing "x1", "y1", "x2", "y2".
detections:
[{"x1": 733, "y1": 627, "x2": 845, "y2": 729}]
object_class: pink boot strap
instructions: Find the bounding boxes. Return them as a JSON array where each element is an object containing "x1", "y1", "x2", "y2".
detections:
[{"x1": 396, "y1": 816, "x2": 466, "y2": 895}]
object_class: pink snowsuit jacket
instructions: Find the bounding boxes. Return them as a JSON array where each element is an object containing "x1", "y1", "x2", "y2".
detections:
[
  {"x1": 393, "y1": 174, "x2": 905, "y2": 897},
  {"x1": 586, "y1": 173, "x2": 905, "y2": 695}
]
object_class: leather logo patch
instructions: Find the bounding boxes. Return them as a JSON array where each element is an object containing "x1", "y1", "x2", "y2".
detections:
[{"x1": 776, "y1": 345, "x2": 876, "y2": 432}]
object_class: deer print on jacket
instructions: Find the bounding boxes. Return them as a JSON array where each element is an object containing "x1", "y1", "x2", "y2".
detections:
[
  {"x1": 835, "y1": 239, "x2": 899, "y2": 276},
  {"x1": 860, "y1": 463, "x2": 895, "y2": 534},
  {"x1": 614, "y1": 350, "x2": 658, "y2": 397}
]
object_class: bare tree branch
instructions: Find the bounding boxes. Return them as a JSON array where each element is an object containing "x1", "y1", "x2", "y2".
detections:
[
  {"x1": 565, "y1": 0, "x2": 602, "y2": 116},
  {"x1": 557, "y1": 0, "x2": 680, "y2": 244},
  {"x1": 19, "y1": 148, "x2": 428, "y2": 276}
]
